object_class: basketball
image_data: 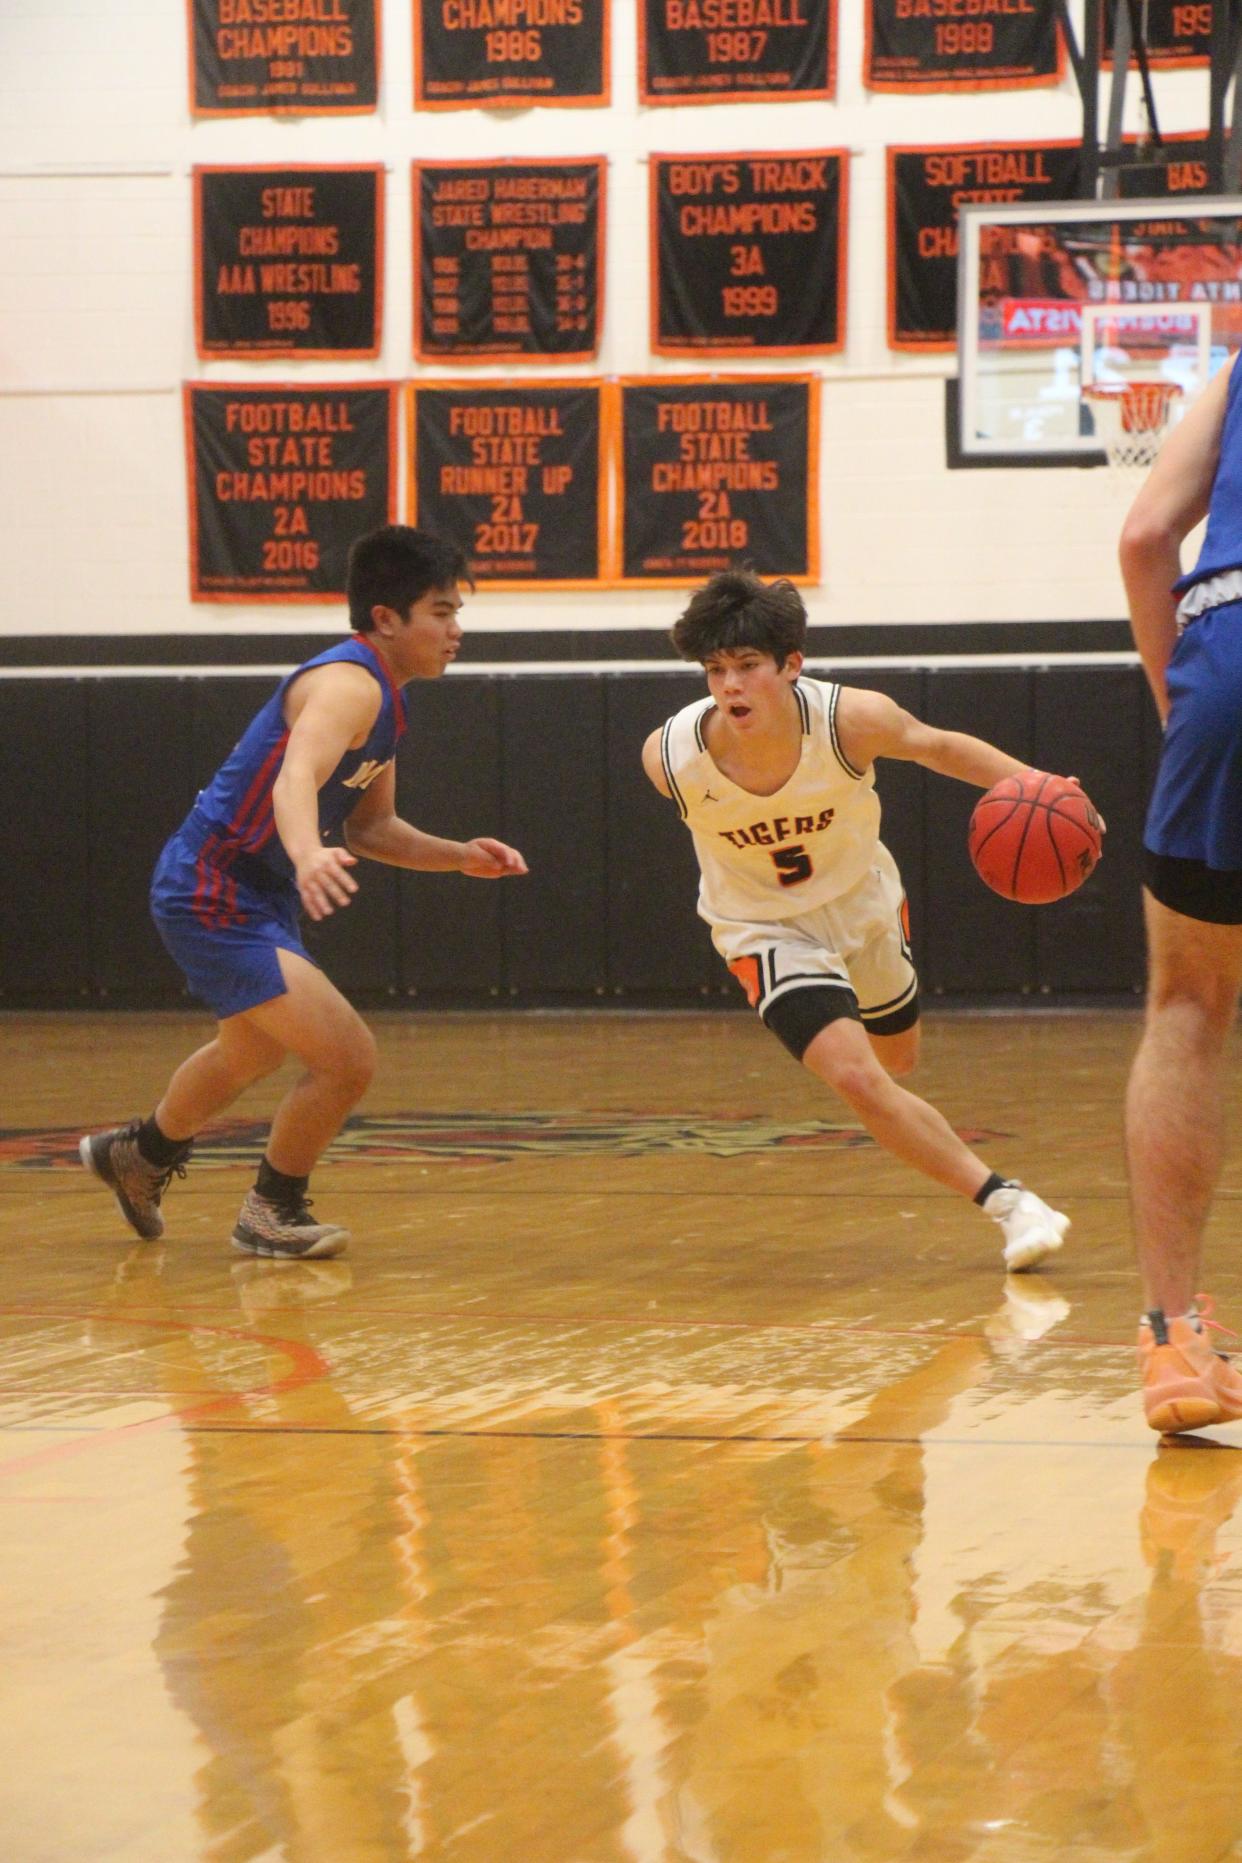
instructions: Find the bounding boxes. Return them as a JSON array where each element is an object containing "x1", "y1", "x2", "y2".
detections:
[{"x1": 968, "y1": 772, "x2": 1103, "y2": 904}]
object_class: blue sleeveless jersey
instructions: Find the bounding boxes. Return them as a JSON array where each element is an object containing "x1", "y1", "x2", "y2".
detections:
[{"x1": 1174, "y1": 358, "x2": 1242, "y2": 595}]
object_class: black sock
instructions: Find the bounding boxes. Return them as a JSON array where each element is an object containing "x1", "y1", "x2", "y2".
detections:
[
  {"x1": 137, "y1": 1116, "x2": 192, "y2": 1168},
  {"x1": 256, "y1": 1159, "x2": 309, "y2": 1206},
  {"x1": 973, "y1": 1171, "x2": 1014, "y2": 1208}
]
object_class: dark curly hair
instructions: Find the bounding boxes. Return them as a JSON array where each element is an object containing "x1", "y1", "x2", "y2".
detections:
[{"x1": 670, "y1": 570, "x2": 807, "y2": 669}]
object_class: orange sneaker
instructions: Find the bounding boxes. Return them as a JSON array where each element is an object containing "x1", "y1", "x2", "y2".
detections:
[{"x1": 1138, "y1": 1302, "x2": 1242, "y2": 1435}]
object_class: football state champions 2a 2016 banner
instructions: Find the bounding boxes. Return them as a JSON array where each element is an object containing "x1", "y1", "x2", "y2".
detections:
[
  {"x1": 414, "y1": 159, "x2": 603, "y2": 363},
  {"x1": 195, "y1": 166, "x2": 383, "y2": 359},
  {"x1": 188, "y1": 0, "x2": 379, "y2": 114},
  {"x1": 865, "y1": 0, "x2": 1062, "y2": 91},
  {"x1": 185, "y1": 384, "x2": 397, "y2": 602},
  {"x1": 640, "y1": 0, "x2": 835, "y2": 102},
  {"x1": 651, "y1": 151, "x2": 846, "y2": 357},
  {"x1": 414, "y1": 0, "x2": 609, "y2": 106},
  {"x1": 613, "y1": 377, "x2": 819, "y2": 586},
  {"x1": 409, "y1": 382, "x2": 609, "y2": 588}
]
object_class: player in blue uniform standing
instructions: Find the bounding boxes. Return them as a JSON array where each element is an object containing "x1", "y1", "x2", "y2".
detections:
[{"x1": 80, "y1": 526, "x2": 527, "y2": 1260}]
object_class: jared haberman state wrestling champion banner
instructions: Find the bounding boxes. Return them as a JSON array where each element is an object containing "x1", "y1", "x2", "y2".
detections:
[
  {"x1": 414, "y1": 159, "x2": 603, "y2": 363},
  {"x1": 613, "y1": 376, "x2": 819, "y2": 586},
  {"x1": 864, "y1": 0, "x2": 1061, "y2": 90},
  {"x1": 188, "y1": 0, "x2": 379, "y2": 114},
  {"x1": 639, "y1": 0, "x2": 834, "y2": 102},
  {"x1": 414, "y1": 0, "x2": 609, "y2": 107},
  {"x1": 409, "y1": 382, "x2": 609, "y2": 588},
  {"x1": 651, "y1": 151, "x2": 846, "y2": 357},
  {"x1": 194, "y1": 166, "x2": 383, "y2": 359},
  {"x1": 185, "y1": 384, "x2": 397, "y2": 602},
  {"x1": 887, "y1": 139, "x2": 1080, "y2": 349},
  {"x1": 1104, "y1": 0, "x2": 1211, "y2": 67}
]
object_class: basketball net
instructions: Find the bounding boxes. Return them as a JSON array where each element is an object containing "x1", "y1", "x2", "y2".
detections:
[{"x1": 1081, "y1": 380, "x2": 1183, "y2": 471}]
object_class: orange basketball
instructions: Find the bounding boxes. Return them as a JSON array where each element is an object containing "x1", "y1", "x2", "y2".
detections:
[{"x1": 968, "y1": 772, "x2": 1103, "y2": 904}]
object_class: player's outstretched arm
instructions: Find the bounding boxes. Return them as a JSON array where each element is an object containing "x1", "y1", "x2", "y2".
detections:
[
  {"x1": 345, "y1": 768, "x2": 527, "y2": 878},
  {"x1": 641, "y1": 728, "x2": 672, "y2": 798},
  {"x1": 835, "y1": 689, "x2": 1030, "y2": 790}
]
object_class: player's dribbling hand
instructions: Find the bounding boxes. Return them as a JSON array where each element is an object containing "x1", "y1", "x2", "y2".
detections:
[
  {"x1": 296, "y1": 845, "x2": 359, "y2": 919},
  {"x1": 459, "y1": 838, "x2": 528, "y2": 879}
]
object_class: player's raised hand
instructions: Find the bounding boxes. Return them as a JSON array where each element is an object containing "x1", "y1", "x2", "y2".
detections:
[
  {"x1": 295, "y1": 845, "x2": 359, "y2": 920},
  {"x1": 459, "y1": 838, "x2": 528, "y2": 879}
]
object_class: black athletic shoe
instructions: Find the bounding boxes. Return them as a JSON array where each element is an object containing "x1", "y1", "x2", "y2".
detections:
[
  {"x1": 79, "y1": 1119, "x2": 192, "y2": 1241},
  {"x1": 231, "y1": 1188, "x2": 349, "y2": 1260}
]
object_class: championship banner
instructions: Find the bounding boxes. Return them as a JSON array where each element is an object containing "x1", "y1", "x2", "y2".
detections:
[
  {"x1": 194, "y1": 166, "x2": 383, "y2": 359},
  {"x1": 865, "y1": 0, "x2": 1062, "y2": 90},
  {"x1": 414, "y1": 0, "x2": 609, "y2": 107},
  {"x1": 1117, "y1": 134, "x2": 1214, "y2": 197},
  {"x1": 409, "y1": 382, "x2": 609, "y2": 588},
  {"x1": 1104, "y1": 0, "x2": 1211, "y2": 66},
  {"x1": 613, "y1": 376, "x2": 819, "y2": 586},
  {"x1": 651, "y1": 151, "x2": 846, "y2": 357},
  {"x1": 639, "y1": 0, "x2": 835, "y2": 103},
  {"x1": 188, "y1": 0, "x2": 379, "y2": 115},
  {"x1": 887, "y1": 140, "x2": 1081, "y2": 350},
  {"x1": 185, "y1": 384, "x2": 397, "y2": 603},
  {"x1": 414, "y1": 158, "x2": 603, "y2": 363}
]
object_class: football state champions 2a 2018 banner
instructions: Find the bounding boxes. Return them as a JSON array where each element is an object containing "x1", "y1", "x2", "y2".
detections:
[
  {"x1": 640, "y1": 0, "x2": 835, "y2": 102},
  {"x1": 409, "y1": 382, "x2": 609, "y2": 588},
  {"x1": 195, "y1": 166, "x2": 383, "y2": 358},
  {"x1": 188, "y1": 0, "x2": 379, "y2": 114},
  {"x1": 613, "y1": 377, "x2": 819, "y2": 586},
  {"x1": 865, "y1": 0, "x2": 1061, "y2": 90},
  {"x1": 651, "y1": 151, "x2": 846, "y2": 356},
  {"x1": 414, "y1": 159, "x2": 603, "y2": 362},
  {"x1": 185, "y1": 384, "x2": 397, "y2": 602},
  {"x1": 414, "y1": 0, "x2": 609, "y2": 106}
]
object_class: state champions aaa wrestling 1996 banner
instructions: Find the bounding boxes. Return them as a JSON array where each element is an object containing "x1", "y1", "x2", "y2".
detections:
[
  {"x1": 188, "y1": 0, "x2": 379, "y2": 115},
  {"x1": 409, "y1": 382, "x2": 609, "y2": 588},
  {"x1": 414, "y1": 158, "x2": 603, "y2": 363},
  {"x1": 640, "y1": 0, "x2": 834, "y2": 102},
  {"x1": 865, "y1": 0, "x2": 1061, "y2": 91},
  {"x1": 414, "y1": 0, "x2": 609, "y2": 107},
  {"x1": 651, "y1": 150, "x2": 846, "y2": 356},
  {"x1": 613, "y1": 377, "x2": 818, "y2": 586},
  {"x1": 185, "y1": 384, "x2": 397, "y2": 602},
  {"x1": 194, "y1": 165, "x2": 383, "y2": 359}
]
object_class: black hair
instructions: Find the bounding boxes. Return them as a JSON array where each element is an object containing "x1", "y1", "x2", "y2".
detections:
[
  {"x1": 347, "y1": 526, "x2": 471, "y2": 634},
  {"x1": 670, "y1": 570, "x2": 807, "y2": 669}
]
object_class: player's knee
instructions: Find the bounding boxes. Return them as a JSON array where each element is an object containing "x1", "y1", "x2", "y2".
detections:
[
  {"x1": 819, "y1": 1054, "x2": 889, "y2": 1111},
  {"x1": 325, "y1": 1022, "x2": 377, "y2": 1099}
]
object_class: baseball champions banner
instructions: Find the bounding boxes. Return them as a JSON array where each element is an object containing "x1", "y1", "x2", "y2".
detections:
[
  {"x1": 409, "y1": 382, "x2": 609, "y2": 588},
  {"x1": 195, "y1": 165, "x2": 383, "y2": 359},
  {"x1": 887, "y1": 140, "x2": 1081, "y2": 349},
  {"x1": 189, "y1": 0, "x2": 379, "y2": 114},
  {"x1": 1104, "y1": 0, "x2": 1211, "y2": 66},
  {"x1": 185, "y1": 384, "x2": 397, "y2": 602},
  {"x1": 865, "y1": 0, "x2": 1062, "y2": 90},
  {"x1": 613, "y1": 376, "x2": 819, "y2": 586},
  {"x1": 639, "y1": 0, "x2": 835, "y2": 102},
  {"x1": 414, "y1": 0, "x2": 609, "y2": 107},
  {"x1": 414, "y1": 158, "x2": 604, "y2": 362},
  {"x1": 651, "y1": 150, "x2": 847, "y2": 357}
]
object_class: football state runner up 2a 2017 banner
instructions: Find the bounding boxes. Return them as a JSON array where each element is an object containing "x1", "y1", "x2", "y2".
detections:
[
  {"x1": 189, "y1": 0, "x2": 379, "y2": 114},
  {"x1": 186, "y1": 383, "x2": 397, "y2": 602},
  {"x1": 414, "y1": 0, "x2": 609, "y2": 107},
  {"x1": 865, "y1": 0, "x2": 1062, "y2": 91},
  {"x1": 639, "y1": 0, "x2": 835, "y2": 103}
]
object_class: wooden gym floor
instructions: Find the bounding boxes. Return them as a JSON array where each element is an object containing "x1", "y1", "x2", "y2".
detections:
[{"x1": 4, "y1": 1007, "x2": 1242, "y2": 1862}]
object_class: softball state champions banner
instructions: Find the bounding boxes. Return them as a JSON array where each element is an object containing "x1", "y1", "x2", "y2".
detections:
[
  {"x1": 409, "y1": 382, "x2": 609, "y2": 588},
  {"x1": 185, "y1": 384, "x2": 397, "y2": 602},
  {"x1": 194, "y1": 165, "x2": 383, "y2": 359},
  {"x1": 864, "y1": 0, "x2": 1061, "y2": 90},
  {"x1": 414, "y1": 0, "x2": 609, "y2": 106},
  {"x1": 639, "y1": 0, "x2": 835, "y2": 103},
  {"x1": 651, "y1": 151, "x2": 847, "y2": 357},
  {"x1": 414, "y1": 159, "x2": 604, "y2": 362},
  {"x1": 612, "y1": 377, "x2": 819, "y2": 585},
  {"x1": 188, "y1": 0, "x2": 379, "y2": 114}
]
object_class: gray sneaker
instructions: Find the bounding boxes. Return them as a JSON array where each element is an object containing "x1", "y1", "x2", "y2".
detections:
[
  {"x1": 231, "y1": 1188, "x2": 349, "y2": 1260},
  {"x1": 79, "y1": 1119, "x2": 192, "y2": 1241}
]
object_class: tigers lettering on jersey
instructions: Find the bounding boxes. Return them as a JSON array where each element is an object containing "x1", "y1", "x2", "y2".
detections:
[{"x1": 719, "y1": 807, "x2": 834, "y2": 846}]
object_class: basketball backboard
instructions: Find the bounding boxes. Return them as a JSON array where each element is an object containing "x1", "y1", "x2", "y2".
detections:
[{"x1": 956, "y1": 196, "x2": 1242, "y2": 463}]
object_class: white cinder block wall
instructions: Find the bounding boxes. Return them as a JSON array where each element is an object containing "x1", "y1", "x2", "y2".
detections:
[{"x1": 0, "y1": 0, "x2": 1212, "y2": 640}]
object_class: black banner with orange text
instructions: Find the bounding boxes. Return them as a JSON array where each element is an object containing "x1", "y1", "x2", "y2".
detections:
[
  {"x1": 640, "y1": 0, "x2": 834, "y2": 102},
  {"x1": 185, "y1": 384, "x2": 397, "y2": 602},
  {"x1": 188, "y1": 0, "x2": 379, "y2": 114},
  {"x1": 1104, "y1": 0, "x2": 1211, "y2": 66},
  {"x1": 652, "y1": 150, "x2": 846, "y2": 356},
  {"x1": 614, "y1": 377, "x2": 818, "y2": 586},
  {"x1": 887, "y1": 140, "x2": 1081, "y2": 349},
  {"x1": 409, "y1": 382, "x2": 609, "y2": 588},
  {"x1": 865, "y1": 0, "x2": 1061, "y2": 90},
  {"x1": 414, "y1": 0, "x2": 609, "y2": 107},
  {"x1": 415, "y1": 159, "x2": 603, "y2": 362},
  {"x1": 195, "y1": 165, "x2": 383, "y2": 358}
]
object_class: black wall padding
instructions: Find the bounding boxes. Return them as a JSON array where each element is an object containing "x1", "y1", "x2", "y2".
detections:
[{"x1": 0, "y1": 679, "x2": 92, "y2": 994}]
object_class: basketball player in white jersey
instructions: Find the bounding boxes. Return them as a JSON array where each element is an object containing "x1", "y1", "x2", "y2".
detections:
[{"x1": 642, "y1": 569, "x2": 1072, "y2": 1272}]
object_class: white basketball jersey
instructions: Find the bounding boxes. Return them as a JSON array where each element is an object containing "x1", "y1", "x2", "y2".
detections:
[{"x1": 660, "y1": 677, "x2": 882, "y2": 923}]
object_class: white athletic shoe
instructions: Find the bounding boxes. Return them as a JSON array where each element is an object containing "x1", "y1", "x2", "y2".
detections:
[{"x1": 984, "y1": 1183, "x2": 1069, "y2": 1273}]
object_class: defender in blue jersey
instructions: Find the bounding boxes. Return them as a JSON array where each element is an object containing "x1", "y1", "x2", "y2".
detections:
[
  {"x1": 1119, "y1": 354, "x2": 1242, "y2": 1431},
  {"x1": 80, "y1": 526, "x2": 527, "y2": 1260}
]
